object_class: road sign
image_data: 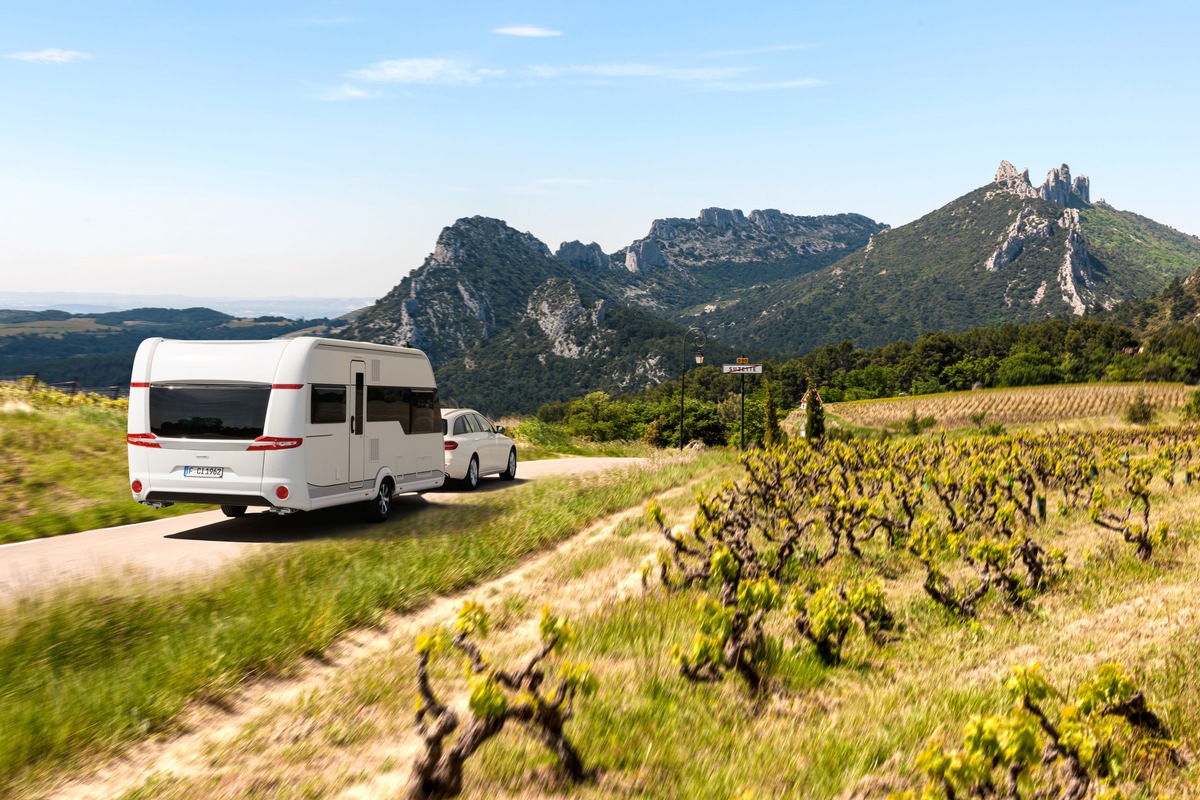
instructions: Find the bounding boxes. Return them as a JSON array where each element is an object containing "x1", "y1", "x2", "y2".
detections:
[
  {"x1": 736, "y1": 357, "x2": 749, "y2": 364},
  {"x1": 722, "y1": 364, "x2": 763, "y2": 374}
]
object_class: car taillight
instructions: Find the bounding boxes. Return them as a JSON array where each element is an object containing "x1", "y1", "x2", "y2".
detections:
[
  {"x1": 247, "y1": 436, "x2": 303, "y2": 451},
  {"x1": 276, "y1": 485, "x2": 290, "y2": 500},
  {"x1": 127, "y1": 433, "x2": 161, "y2": 448},
  {"x1": 131, "y1": 480, "x2": 143, "y2": 493},
  {"x1": 444, "y1": 441, "x2": 458, "y2": 450}
]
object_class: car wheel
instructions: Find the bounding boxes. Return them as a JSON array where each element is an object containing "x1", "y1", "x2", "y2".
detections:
[
  {"x1": 459, "y1": 456, "x2": 479, "y2": 490},
  {"x1": 220, "y1": 504, "x2": 247, "y2": 518},
  {"x1": 366, "y1": 479, "x2": 393, "y2": 522},
  {"x1": 499, "y1": 448, "x2": 517, "y2": 481}
]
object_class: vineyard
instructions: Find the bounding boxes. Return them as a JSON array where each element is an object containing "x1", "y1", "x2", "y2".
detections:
[
  {"x1": 378, "y1": 425, "x2": 1200, "y2": 798},
  {"x1": 632, "y1": 427, "x2": 1200, "y2": 798},
  {"x1": 818, "y1": 382, "x2": 1192, "y2": 431}
]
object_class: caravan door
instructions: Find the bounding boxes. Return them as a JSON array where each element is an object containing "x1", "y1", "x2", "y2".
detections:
[{"x1": 349, "y1": 360, "x2": 365, "y2": 488}]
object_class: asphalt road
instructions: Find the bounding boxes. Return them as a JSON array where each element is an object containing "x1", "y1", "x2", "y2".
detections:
[{"x1": 0, "y1": 456, "x2": 642, "y2": 601}]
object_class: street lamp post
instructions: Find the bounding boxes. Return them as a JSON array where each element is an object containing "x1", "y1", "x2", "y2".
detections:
[{"x1": 680, "y1": 326, "x2": 706, "y2": 450}]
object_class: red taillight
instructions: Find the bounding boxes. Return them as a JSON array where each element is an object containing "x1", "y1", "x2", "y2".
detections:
[
  {"x1": 131, "y1": 480, "x2": 143, "y2": 493},
  {"x1": 276, "y1": 485, "x2": 290, "y2": 500},
  {"x1": 127, "y1": 433, "x2": 161, "y2": 448},
  {"x1": 247, "y1": 436, "x2": 303, "y2": 451},
  {"x1": 444, "y1": 441, "x2": 458, "y2": 450}
]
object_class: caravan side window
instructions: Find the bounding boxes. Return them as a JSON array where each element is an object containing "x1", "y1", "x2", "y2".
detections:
[
  {"x1": 367, "y1": 386, "x2": 412, "y2": 432},
  {"x1": 311, "y1": 385, "x2": 347, "y2": 424},
  {"x1": 410, "y1": 389, "x2": 441, "y2": 434}
]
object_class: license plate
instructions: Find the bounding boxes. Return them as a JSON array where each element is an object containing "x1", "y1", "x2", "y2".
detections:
[{"x1": 184, "y1": 466, "x2": 224, "y2": 478}]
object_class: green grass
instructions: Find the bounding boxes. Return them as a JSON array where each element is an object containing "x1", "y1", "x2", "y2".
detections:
[
  {"x1": 0, "y1": 389, "x2": 203, "y2": 543},
  {"x1": 0, "y1": 450, "x2": 733, "y2": 793},
  {"x1": 508, "y1": 417, "x2": 655, "y2": 460}
]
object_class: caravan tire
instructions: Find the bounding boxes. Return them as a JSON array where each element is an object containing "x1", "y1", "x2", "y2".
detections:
[
  {"x1": 220, "y1": 505, "x2": 247, "y2": 518},
  {"x1": 366, "y1": 480, "x2": 393, "y2": 522}
]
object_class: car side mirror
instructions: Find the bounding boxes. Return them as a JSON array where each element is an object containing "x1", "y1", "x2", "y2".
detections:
[{"x1": 494, "y1": 425, "x2": 505, "y2": 434}]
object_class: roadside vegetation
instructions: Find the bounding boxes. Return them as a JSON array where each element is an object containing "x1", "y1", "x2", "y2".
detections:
[
  {"x1": 0, "y1": 382, "x2": 203, "y2": 543},
  {"x1": 0, "y1": 448, "x2": 734, "y2": 794}
]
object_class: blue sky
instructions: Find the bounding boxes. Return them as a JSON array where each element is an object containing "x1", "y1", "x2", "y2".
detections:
[{"x1": 3, "y1": 1, "x2": 1198, "y2": 300}]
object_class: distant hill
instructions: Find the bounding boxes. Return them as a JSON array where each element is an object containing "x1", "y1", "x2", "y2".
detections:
[
  {"x1": 0, "y1": 291, "x2": 372, "y2": 320},
  {"x1": 0, "y1": 308, "x2": 345, "y2": 390}
]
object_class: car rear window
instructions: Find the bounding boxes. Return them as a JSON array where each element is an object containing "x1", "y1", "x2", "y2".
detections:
[{"x1": 150, "y1": 383, "x2": 271, "y2": 440}]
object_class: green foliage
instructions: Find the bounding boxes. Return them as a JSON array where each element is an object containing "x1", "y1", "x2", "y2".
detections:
[
  {"x1": 413, "y1": 601, "x2": 596, "y2": 796},
  {"x1": 763, "y1": 378, "x2": 783, "y2": 447},
  {"x1": 1123, "y1": 390, "x2": 1155, "y2": 425},
  {"x1": 904, "y1": 661, "x2": 1179, "y2": 799},
  {"x1": 804, "y1": 378, "x2": 825, "y2": 443},
  {"x1": 1181, "y1": 387, "x2": 1200, "y2": 421},
  {"x1": 561, "y1": 391, "x2": 643, "y2": 441},
  {"x1": 792, "y1": 584, "x2": 852, "y2": 663}
]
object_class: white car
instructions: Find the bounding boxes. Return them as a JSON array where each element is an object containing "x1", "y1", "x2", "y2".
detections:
[{"x1": 441, "y1": 408, "x2": 517, "y2": 490}]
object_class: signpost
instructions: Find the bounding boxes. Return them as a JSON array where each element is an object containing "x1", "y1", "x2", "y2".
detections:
[{"x1": 723, "y1": 361, "x2": 762, "y2": 449}]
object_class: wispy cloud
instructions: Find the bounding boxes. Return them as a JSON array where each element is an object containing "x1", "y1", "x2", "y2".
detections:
[
  {"x1": 350, "y1": 58, "x2": 502, "y2": 85},
  {"x1": 6, "y1": 48, "x2": 92, "y2": 64},
  {"x1": 493, "y1": 25, "x2": 563, "y2": 37},
  {"x1": 316, "y1": 83, "x2": 377, "y2": 101}
]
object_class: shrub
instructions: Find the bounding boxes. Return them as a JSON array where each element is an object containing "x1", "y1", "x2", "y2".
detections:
[{"x1": 1123, "y1": 390, "x2": 1155, "y2": 425}]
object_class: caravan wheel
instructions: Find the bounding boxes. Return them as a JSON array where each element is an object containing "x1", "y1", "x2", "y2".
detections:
[
  {"x1": 221, "y1": 505, "x2": 247, "y2": 518},
  {"x1": 366, "y1": 480, "x2": 393, "y2": 522}
]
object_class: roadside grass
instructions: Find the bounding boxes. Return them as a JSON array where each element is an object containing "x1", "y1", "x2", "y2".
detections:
[
  {"x1": 0, "y1": 399, "x2": 200, "y2": 543},
  {"x1": 507, "y1": 417, "x2": 654, "y2": 460},
  {"x1": 0, "y1": 450, "x2": 735, "y2": 794}
]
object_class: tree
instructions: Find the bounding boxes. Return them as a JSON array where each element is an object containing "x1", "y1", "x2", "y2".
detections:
[
  {"x1": 804, "y1": 378, "x2": 825, "y2": 443},
  {"x1": 763, "y1": 379, "x2": 783, "y2": 447}
]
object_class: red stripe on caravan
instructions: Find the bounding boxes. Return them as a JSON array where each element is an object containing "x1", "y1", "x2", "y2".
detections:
[
  {"x1": 272, "y1": 384, "x2": 304, "y2": 390},
  {"x1": 130, "y1": 382, "x2": 150, "y2": 388}
]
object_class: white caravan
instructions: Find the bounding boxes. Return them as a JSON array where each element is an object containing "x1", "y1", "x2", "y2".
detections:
[{"x1": 127, "y1": 337, "x2": 445, "y2": 521}]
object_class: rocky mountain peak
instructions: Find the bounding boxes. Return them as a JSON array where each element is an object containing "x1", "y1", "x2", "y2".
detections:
[
  {"x1": 697, "y1": 207, "x2": 749, "y2": 230},
  {"x1": 620, "y1": 208, "x2": 884, "y2": 272},
  {"x1": 555, "y1": 241, "x2": 615, "y2": 271},
  {"x1": 992, "y1": 161, "x2": 1091, "y2": 207},
  {"x1": 994, "y1": 160, "x2": 1040, "y2": 200}
]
